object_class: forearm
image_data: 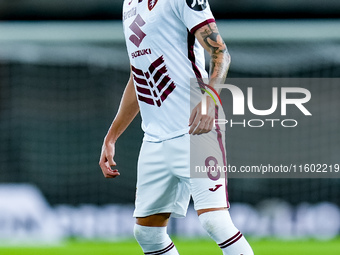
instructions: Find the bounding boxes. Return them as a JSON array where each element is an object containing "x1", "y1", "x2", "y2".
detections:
[
  {"x1": 105, "y1": 73, "x2": 139, "y2": 143},
  {"x1": 209, "y1": 45, "x2": 230, "y2": 89}
]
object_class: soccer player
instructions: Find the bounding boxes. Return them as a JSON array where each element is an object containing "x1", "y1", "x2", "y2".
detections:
[{"x1": 99, "y1": 0, "x2": 254, "y2": 254}]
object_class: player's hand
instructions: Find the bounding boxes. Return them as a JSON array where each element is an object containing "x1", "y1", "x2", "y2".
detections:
[
  {"x1": 189, "y1": 96, "x2": 215, "y2": 135},
  {"x1": 99, "y1": 139, "x2": 120, "y2": 178}
]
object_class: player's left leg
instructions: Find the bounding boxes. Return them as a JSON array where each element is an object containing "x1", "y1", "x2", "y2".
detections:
[
  {"x1": 197, "y1": 208, "x2": 254, "y2": 255},
  {"x1": 190, "y1": 174, "x2": 253, "y2": 255},
  {"x1": 190, "y1": 127, "x2": 253, "y2": 254}
]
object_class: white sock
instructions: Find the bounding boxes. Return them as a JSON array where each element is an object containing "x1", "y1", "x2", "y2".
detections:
[
  {"x1": 199, "y1": 210, "x2": 254, "y2": 255},
  {"x1": 134, "y1": 224, "x2": 179, "y2": 255}
]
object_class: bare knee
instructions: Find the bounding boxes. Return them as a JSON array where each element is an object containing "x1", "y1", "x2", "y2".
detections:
[
  {"x1": 197, "y1": 207, "x2": 227, "y2": 217},
  {"x1": 136, "y1": 213, "x2": 171, "y2": 227}
]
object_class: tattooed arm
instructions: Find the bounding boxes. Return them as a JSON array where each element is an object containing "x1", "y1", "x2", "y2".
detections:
[
  {"x1": 189, "y1": 22, "x2": 230, "y2": 135},
  {"x1": 195, "y1": 22, "x2": 230, "y2": 87}
]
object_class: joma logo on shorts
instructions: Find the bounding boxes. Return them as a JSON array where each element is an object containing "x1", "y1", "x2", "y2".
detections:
[{"x1": 209, "y1": 184, "x2": 222, "y2": 192}]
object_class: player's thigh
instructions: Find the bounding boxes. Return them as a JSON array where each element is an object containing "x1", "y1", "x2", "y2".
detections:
[
  {"x1": 134, "y1": 140, "x2": 189, "y2": 218},
  {"x1": 135, "y1": 141, "x2": 175, "y2": 212},
  {"x1": 191, "y1": 177, "x2": 228, "y2": 211},
  {"x1": 190, "y1": 130, "x2": 229, "y2": 211}
]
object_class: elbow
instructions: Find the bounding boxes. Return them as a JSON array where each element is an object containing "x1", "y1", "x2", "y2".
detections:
[{"x1": 225, "y1": 51, "x2": 231, "y2": 67}]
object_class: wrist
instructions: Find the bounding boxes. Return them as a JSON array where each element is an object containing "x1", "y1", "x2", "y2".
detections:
[
  {"x1": 104, "y1": 132, "x2": 117, "y2": 145},
  {"x1": 206, "y1": 95, "x2": 216, "y2": 106}
]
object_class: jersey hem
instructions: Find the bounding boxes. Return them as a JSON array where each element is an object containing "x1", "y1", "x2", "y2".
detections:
[{"x1": 143, "y1": 128, "x2": 189, "y2": 142}]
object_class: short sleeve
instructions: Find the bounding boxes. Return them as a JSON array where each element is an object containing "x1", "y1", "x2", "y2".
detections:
[{"x1": 171, "y1": 0, "x2": 215, "y2": 34}]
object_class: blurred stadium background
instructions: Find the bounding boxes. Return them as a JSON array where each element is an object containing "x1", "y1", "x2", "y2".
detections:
[{"x1": 0, "y1": 0, "x2": 340, "y2": 251}]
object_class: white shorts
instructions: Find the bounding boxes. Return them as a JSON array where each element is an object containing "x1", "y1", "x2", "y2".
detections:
[{"x1": 133, "y1": 131, "x2": 229, "y2": 218}]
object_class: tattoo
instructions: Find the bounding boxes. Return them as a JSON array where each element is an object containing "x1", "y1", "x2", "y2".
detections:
[
  {"x1": 200, "y1": 23, "x2": 230, "y2": 82},
  {"x1": 201, "y1": 23, "x2": 227, "y2": 54}
]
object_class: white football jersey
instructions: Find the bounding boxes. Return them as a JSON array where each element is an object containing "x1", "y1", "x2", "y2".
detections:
[{"x1": 123, "y1": 0, "x2": 215, "y2": 141}]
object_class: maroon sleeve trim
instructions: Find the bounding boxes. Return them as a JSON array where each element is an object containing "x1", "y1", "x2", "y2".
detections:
[{"x1": 190, "y1": 18, "x2": 216, "y2": 34}]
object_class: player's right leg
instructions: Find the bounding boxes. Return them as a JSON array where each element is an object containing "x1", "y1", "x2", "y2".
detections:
[
  {"x1": 134, "y1": 213, "x2": 180, "y2": 255},
  {"x1": 133, "y1": 137, "x2": 191, "y2": 255}
]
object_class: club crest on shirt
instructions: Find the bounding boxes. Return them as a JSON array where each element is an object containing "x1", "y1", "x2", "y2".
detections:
[
  {"x1": 148, "y1": 0, "x2": 158, "y2": 11},
  {"x1": 186, "y1": 0, "x2": 208, "y2": 11}
]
